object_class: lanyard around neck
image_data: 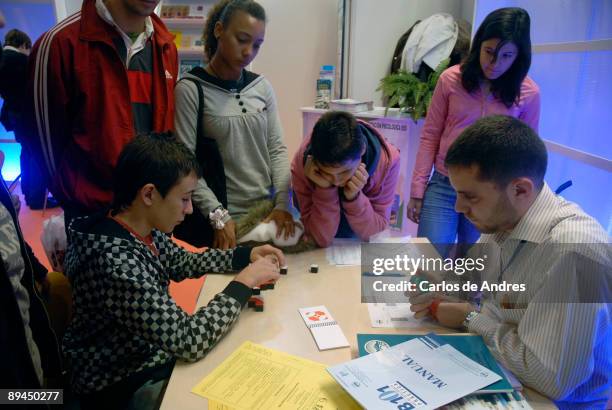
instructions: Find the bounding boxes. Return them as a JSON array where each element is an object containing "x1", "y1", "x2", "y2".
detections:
[{"x1": 497, "y1": 240, "x2": 527, "y2": 283}]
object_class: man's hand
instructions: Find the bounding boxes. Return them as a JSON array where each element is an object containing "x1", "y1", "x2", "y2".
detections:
[
  {"x1": 213, "y1": 219, "x2": 236, "y2": 250},
  {"x1": 250, "y1": 244, "x2": 286, "y2": 267},
  {"x1": 234, "y1": 257, "x2": 281, "y2": 288},
  {"x1": 409, "y1": 291, "x2": 444, "y2": 319},
  {"x1": 342, "y1": 163, "x2": 368, "y2": 201},
  {"x1": 406, "y1": 197, "x2": 423, "y2": 223},
  {"x1": 263, "y1": 209, "x2": 295, "y2": 240},
  {"x1": 434, "y1": 302, "x2": 475, "y2": 329},
  {"x1": 408, "y1": 291, "x2": 462, "y2": 319},
  {"x1": 304, "y1": 155, "x2": 332, "y2": 189}
]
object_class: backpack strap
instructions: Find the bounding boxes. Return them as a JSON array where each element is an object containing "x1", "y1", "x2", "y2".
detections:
[
  {"x1": 177, "y1": 75, "x2": 228, "y2": 208},
  {"x1": 179, "y1": 77, "x2": 205, "y2": 165}
]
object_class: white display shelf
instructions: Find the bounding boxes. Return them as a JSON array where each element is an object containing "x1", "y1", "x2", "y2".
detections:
[
  {"x1": 177, "y1": 47, "x2": 204, "y2": 56},
  {"x1": 162, "y1": 18, "x2": 206, "y2": 29}
]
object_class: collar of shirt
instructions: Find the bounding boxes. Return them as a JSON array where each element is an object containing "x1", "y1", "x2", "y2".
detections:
[
  {"x1": 2, "y1": 45, "x2": 27, "y2": 55},
  {"x1": 484, "y1": 183, "x2": 558, "y2": 246},
  {"x1": 95, "y1": 0, "x2": 154, "y2": 66}
]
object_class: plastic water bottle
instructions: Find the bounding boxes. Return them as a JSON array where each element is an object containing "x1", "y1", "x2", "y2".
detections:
[{"x1": 315, "y1": 65, "x2": 335, "y2": 109}]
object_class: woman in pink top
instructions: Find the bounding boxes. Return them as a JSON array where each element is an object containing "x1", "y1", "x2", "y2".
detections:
[{"x1": 407, "y1": 7, "x2": 540, "y2": 256}]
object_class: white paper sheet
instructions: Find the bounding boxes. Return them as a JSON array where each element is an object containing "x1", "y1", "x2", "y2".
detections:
[
  {"x1": 325, "y1": 239, "x2": 361, "y2": 266},
  {"x1": 366, "y1": 303, "x2": 426, "y2": 328},
  {"x1": 328, "y1": 336, "x2": 502, "y2": 410}
]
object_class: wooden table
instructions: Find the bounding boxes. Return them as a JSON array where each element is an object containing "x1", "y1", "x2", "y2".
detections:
[{"x1": 160, "y1": 248, "x2": 555, "y2": 409}]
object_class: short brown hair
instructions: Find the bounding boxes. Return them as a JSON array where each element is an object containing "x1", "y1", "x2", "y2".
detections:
[
  {"x1": 112, "y1": 132, "x2": 201, "y2": 210},
  {"x1": 310, "y1": 111, "x2": 365, "y2": 165},
  {"x1": 4, "y1": 29, "x2": 31, "y2": 49},
  {"x1": 445, "y1": 115, "x2": 547, "y2": 189}
]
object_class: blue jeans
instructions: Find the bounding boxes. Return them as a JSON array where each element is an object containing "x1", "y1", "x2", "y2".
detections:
[{"x1": 417, "y1": 171, "x2": 480, "y2": 257}]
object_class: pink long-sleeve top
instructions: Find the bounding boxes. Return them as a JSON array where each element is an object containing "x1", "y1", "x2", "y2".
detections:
[
  {"x1": 410, "y1": 64, "x2": 540, "y2": 199},
  {"x1": 292, "y1": 120, "x2": 400, "y2": 248}
]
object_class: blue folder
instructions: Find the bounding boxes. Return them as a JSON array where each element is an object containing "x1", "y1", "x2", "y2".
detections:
[{"x1": 357, "y1": 333, "x2": 514, "y2": 394}]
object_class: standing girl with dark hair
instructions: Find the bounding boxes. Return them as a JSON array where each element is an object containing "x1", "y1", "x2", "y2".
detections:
[
  {"x1": 406, "y1": 7, "x2": 540, "y2": 256},
  {"x1": 175, "y1": 0, "x2": 294, "y2": 249}
]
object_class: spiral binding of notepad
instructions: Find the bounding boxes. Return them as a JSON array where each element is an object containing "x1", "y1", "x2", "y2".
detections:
[{"x1": 308, "y1": 321, "x2": 338, "y2": 329}]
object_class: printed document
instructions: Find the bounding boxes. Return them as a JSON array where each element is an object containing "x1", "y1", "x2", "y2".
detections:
[
  {"x1": 192, "y1": 341, "x2": 359, "y2": 409},
  {"x1": 328, "y1": 336, "x2": 501, "y2": 409}
]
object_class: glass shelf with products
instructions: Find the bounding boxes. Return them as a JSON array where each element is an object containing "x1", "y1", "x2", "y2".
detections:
[
  {"x1": 159, "y1": 2, "x2": 209, "y2": 20},
  {"x1": 163, "y1": 18, "x2": 206, "y2": 29},
  {"x1": 157, "y1": 1, "x2": 214, "y2": 76}
]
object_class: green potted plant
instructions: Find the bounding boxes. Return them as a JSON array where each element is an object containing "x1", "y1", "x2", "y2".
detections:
[{"x1": 377, "y1": 59, "x2": 449, "y2": 122}]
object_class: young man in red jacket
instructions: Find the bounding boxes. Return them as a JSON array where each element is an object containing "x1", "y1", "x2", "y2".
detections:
[
  {"x1": 291, "y1": 111, "x2": 400, "y2": 247},
  {"x1": 21, "y1": 0, "x2": 178, "y2": 228}
]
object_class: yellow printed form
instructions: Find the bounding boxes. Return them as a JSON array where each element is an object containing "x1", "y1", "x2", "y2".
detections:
[{"x1": 192, "y1": 341, "x2": 360, "y2": 410}]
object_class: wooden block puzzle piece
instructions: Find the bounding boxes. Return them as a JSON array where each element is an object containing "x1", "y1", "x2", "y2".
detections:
[
  {"x1": 260, "y1": 280, "x2": 275, "y2": 290},
  {"x1": 247, "y1": 295, "x2": 264, "y2": 312}
]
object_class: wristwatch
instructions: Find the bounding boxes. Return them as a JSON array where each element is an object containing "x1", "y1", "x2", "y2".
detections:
[
  {"x1": 462, "y1": 310, "x2": 479, "y2": 330},
  {"x1": 209, "y1": 206, "x2": 229, "y2": 230}
]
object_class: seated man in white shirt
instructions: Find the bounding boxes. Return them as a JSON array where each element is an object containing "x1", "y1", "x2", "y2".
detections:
[{"x1": 410, "y1": 115, "x2": 611, "y2": 409}]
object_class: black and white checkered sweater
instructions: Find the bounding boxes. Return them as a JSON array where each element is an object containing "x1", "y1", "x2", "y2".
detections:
[{"x1": 63, "y1": 214, "x2": 252, "y2": 394}]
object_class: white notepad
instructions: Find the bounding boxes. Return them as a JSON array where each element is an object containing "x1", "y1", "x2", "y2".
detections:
[{"x1": 298, "y1": 305, "x2": 350, "y2": 351}]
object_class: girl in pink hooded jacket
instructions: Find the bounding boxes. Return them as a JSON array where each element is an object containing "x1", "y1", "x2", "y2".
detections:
[
  {"x1": 292, "y1": 111, "x2": 400, "y2": 247},
  {"x1": 407, "y1": 7, "x2": 540, "y2": 256}
]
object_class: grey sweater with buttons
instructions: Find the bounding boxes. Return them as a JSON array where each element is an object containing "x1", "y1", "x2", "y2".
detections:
[{"x1": 174, "y1": 70, "x2": 290, "y2": 219}]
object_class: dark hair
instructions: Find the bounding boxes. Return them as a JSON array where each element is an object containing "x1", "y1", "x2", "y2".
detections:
[
  {"x1": 203, "y1": 0, "x2": 266, "y2": 60},
  {"x1": 445, "y1": 115, "x2": 547, "y2": 189},
  {"x1": 112, "y1": 132, "x2": 201, "y2": 210},
  {"x1": 4, "y1": 29, "x2": 32, "y2": 49},
  {"x1": 310, "y1": 111, "x2": 365, "y2": 165},
  {"x1": 460, "y1": 7, "x2": 531, "y2": 108}
]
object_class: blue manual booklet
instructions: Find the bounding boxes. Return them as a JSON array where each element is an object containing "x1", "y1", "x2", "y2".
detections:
[
  {"x1": 357, "y1": 333, "x2": 514, "y2": 394},
  {"x1": 328, "y1": 334, "x2": 502, "y2": 410}
]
